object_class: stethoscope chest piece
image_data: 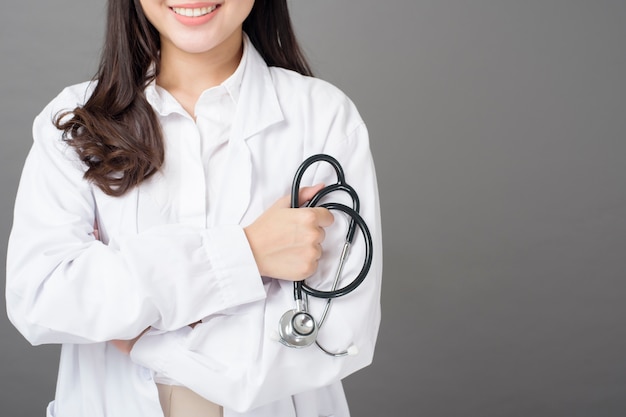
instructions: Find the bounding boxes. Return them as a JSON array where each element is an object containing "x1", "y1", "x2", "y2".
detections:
[{"x1": 278, "y1": 306, "x2": 318, "y2": 348}]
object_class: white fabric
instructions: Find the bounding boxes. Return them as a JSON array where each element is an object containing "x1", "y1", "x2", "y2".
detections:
[
  {"x1": 6, "y1": 36, "x2": 382, "y2": 417},
  {"x1": 151, "y1": 32, "x2": 244, "y2": 387}
]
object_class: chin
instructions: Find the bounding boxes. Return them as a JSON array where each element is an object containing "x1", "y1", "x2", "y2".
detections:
[{"x1": 172, "y1": 33, "x2": 232, "y2": 55}]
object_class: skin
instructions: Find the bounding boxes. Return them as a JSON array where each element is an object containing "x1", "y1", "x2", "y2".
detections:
[
  {"x1": 244, "y1": 184, "x2": 335, "y2": 281},
  {"x1": 110, "y1": 1, "x2": 334, "y2": 353},
  {"x1": 139, "y1": 0, "x2": 256, "y2": 115}
]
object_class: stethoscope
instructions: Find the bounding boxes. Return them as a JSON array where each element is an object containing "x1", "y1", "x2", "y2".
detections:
[{"x1": 277, "y1": 154, "x2": 373, "y2": 357}]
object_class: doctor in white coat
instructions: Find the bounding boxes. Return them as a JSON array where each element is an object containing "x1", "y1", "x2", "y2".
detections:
[{"x1": 6, "y1": 0, "x2": 382, "y2": 416}]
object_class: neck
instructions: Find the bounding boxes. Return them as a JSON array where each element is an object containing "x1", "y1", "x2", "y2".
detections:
[{"x1": 156, "y1": 31, "x2": 244, "y2": 115}]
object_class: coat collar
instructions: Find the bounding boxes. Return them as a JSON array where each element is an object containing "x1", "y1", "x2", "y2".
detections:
[
  {"x1": 233, "y1": 34, "x2": 284, "y2": 140},
  {"x1": 144, "y1": 34, "x2": 285, "y2": 137}
]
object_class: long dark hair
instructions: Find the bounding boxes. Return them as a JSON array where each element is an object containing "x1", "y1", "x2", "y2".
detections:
[{"x1": 56, "y1": 0, "x2": 312, "y2": 196}]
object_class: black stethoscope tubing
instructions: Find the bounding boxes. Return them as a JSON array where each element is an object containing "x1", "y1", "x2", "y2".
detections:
[{"x1": 290, "y1": 154, "x2": 373, "y2": 301}]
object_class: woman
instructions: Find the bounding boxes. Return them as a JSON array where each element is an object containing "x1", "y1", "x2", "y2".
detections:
[{"x1": 6, "y1": 0, "x2": 382, "y2": 416}]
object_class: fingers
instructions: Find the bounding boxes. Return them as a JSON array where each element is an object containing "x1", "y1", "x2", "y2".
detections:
[
  {"x1": 110, "y1": 339, "x2": 135, "y2": 355},
  {"x1": 297, "y1": 183, "x2": 325, "y2": 207},
  {"x1": 310, "y1": 207, "x2": 334, "y2": 228},
  {"x1": 110, "y1": 327, "x2": 149, "y2": 355},
  {"x1": 244, "y1": 184, "x2": 336, "y2": 281},
  {"x1": 272, "y1": 184, "x2": 326, "y2": 209},
  {"x1": 93, "y1": 219, "x2": 100, "y2": 241}
]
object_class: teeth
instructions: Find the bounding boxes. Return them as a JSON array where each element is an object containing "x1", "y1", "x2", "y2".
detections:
[{"x1": 172, "y1": 5, "x2": 218, "y2": 17}]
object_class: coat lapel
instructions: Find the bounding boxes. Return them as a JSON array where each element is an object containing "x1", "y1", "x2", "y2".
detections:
[{"x1": 211, "y1": 40, "x2": 285, "y2": 226}]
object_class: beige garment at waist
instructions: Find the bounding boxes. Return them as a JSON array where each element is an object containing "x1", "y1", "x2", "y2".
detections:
[{"x1": 157, "y1": 384, "x2": 223, "y2": 417}]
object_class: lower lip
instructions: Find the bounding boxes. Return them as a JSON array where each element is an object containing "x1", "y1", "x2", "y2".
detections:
[{"x1": 170, "y1": 6, "x2": 220, "y2": 26}]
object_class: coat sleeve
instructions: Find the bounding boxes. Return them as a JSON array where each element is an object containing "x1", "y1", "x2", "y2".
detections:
[
  {"x1": 5, "y1": 88, "x2": 267, "y2": 345},
  {"x1": 130, "y1": 118, "x2": 383, "y2": 413}
]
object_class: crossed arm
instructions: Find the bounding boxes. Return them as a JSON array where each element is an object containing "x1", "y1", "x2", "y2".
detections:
[{"x1": 109, "y1": 184, "x2": 333, "y2": 354}]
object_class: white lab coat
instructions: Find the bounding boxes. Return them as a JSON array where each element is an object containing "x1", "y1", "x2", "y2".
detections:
[{"x1": 6, "y1": 37, "x2": 382, "y2": 417}]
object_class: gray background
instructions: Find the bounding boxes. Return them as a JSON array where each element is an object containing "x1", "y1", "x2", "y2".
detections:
[{"x1": 1, "y1": 1, "x2": 625, "y2": 416}]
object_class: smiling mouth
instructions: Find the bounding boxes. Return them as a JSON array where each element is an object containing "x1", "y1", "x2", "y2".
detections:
[{"x1": 171, "y1": 5, "x2": 219, "y2": 17}]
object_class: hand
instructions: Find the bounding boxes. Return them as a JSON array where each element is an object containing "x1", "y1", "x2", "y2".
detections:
[
  {"x1": 244, "y1": 184, "x2": 334, "y2": 281},
  {"x1": 111, "y1": 327, "x2": 149, "y2": 355},
  {"x1": 93, "y1": 219, "x2": 100, "y2": 241},
  {"x1": 110, "y1": 320, "x2": 201, "y2": 355}
]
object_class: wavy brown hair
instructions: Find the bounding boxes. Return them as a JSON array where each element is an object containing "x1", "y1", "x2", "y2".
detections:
[{"x1": 56, "y1": 0, "x2": 312, "y2": 196}]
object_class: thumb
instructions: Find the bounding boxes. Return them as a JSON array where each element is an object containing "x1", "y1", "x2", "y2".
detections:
[
  {"x1": 271, "y1": 183, "x2": 326, "y2": 209},
  {"x1": 295, "y1": 183, "x2": 325, "y2": 207}
]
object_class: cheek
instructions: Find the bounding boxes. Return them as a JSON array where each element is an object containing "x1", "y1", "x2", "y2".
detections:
[
  {"x1": 236, "y1": 0, "x2": 256, "y2": 21},
  {"x1": 137, "y1": 1, "x2": 165, "y2": 32}
]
